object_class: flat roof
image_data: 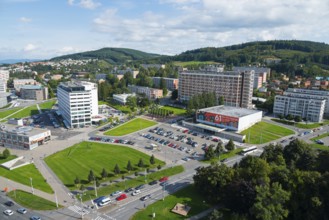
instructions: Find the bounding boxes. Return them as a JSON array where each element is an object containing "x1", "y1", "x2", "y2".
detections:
[
  {"x1": 0, "y1": 124, "x2": 50, "y2": 136},
  {"x1": 21, "y1": 85, "x2": 43, "y2": 90},
  {"x1": 198, "y1": 105, "x2": 261, "y2": 118}
]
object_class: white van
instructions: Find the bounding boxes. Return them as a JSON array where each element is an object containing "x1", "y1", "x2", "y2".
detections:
[{"x1": 98, "y1": 197, "x2": 111, "y2": 206}]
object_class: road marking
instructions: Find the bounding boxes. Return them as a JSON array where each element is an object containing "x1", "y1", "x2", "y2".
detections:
[{"x1": 68, "y1": 205, "x2": 90, "y2": 216}]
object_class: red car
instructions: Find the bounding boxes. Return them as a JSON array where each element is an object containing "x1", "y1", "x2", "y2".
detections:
[
  {"x1": 183, "y1": 129, "x2": 189, "y2": 133},
  {"x1": 159, "y1": 176, "x2": 169, "y2": 182},
  {"x1": 116, "y1": 193, "x2": 127, "y2": 201}
]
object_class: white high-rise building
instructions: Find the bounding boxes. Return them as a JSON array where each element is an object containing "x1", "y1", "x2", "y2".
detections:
[{"x1": 57, "y1": 81, "x2": 98, "y2": 128}]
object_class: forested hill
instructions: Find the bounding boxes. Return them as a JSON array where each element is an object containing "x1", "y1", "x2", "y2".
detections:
[
  {"x1": 159, "y1": 40, "x2": 329, "y2": 74},
  {"x1": 50, "y1": 48, "x2": 161, "y2": 64}
]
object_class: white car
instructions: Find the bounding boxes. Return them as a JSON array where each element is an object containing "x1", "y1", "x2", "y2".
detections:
[
  {"x1": 110, "y1": 191, "x2": 122, "y2": 197},
  {"x1": 132, "y1": 189, "x2": 141, "y2": 196},
  {"x1": 4, "y1": 209, "x2": 14, "y2": 216}
]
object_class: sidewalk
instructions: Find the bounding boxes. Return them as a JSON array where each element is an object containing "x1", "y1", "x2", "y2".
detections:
[{"x1": 186, "y1": 205, "x2": 220, "y2": 220}]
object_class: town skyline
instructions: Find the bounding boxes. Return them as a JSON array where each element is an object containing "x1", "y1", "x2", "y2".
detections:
[{"x1": 1, "y1": 0, "x2": 329, "y2": 60}]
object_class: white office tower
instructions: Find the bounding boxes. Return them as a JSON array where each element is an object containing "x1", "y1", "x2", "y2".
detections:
[{"x1": 57, "y1": 81, "x2": 98, "y2": 128}]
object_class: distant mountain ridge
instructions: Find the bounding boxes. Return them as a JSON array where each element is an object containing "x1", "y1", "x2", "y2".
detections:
[
  {"x1": 50, "y1": 47, "x2": 162, "y2": 64},
  {"x1": 0, "y1": 59, "x2": 41, "y2": 64}
]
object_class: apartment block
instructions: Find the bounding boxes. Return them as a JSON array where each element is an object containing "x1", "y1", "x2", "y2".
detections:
[
  {"x1": 0, "y1": 69, "x2": 10, "y2": 82},
  {"x1": 113, "y1": 93, "x2": 135, "y2": 105},
  {"x1": 233, "y1": 67, "x2": 269, "y2": 89},
  {"x1": 20, "y1": 85, "x2": 48, "y2": 100},
  {"x1": 57, "y1": 81, "x2": 98, "y2": 128},
  {"x1": 178, "y1": 70, "x2": 254, "y2": 109},
  {"x1": 152, "y1": 77, "x2": 179, "y2": 91},
  {"x1": 273, "y1": 95, "x2": 325, "y2": 122},
  {"x1": 13, "y1": 79, "x2": 38, "y2": 91},
  {"x1": 128, "y1": 85, "x2": 163, "y2": 99}
]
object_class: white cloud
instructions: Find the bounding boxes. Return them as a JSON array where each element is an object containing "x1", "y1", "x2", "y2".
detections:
[
  {"x1": 24, "y1": 43, "x2": 38, "y2": 52},
  {"x1": 57, "y1": 46, "x2": 81, "y2": 55},
  {"x1": 19, "y1": 17, "x2": 32, "y2": 23},
  {"x1": 68, "y1": 0, "x2": 100, "y2": 9}
]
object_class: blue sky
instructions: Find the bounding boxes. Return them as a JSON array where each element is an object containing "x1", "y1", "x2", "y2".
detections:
[{"x1": 1, "y1": 0, "x2": 329, "y2": 59}]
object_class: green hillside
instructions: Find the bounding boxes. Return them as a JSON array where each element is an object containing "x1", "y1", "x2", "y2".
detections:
[{"x1": 50, "y1": 47, "x2": 162, "y2": 64}]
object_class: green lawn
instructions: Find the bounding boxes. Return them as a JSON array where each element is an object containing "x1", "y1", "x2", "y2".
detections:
[
  {"x1": 241, "y1": 121, "x2": 294, "y2": 144},
  {"x1": 7, "y1": 105, "x2": 39, "y2": 119},
  {"x1": 81, "y1": 165, "x2": 184, "y2": 201},
  {"x1": 0, "y1": 155, "x2": 17, "y2": 164},
  {"x1": 202, "y1": 148, "x2": 243, "y2": 163},
  {"x1": 7, "y1": 190, "x2": 60, "y2": 210},
  {"x1": 160, "y1": 106, "x2": 187, "y2": 116},
  {"x1": 39, "y1": 100, "x2": 56, "y2": 111},
  {"x1": 45, "y1": 142, "x2": 165, "y2": 188},
  {"x1": 131, "y1": 184, "x2": 210, "y2": 220},
  {"x1": 0, "y1": 107, "x2": 22, "y2": 120},
  {"x1": 0, "y1": 164, "x2": 53, "y2": 193},
  {"x1": 104, "y1": 118, "x2": 157, "y2": 136},
  {"x1": 272, "y1": 119, "x2": 329, "y2": 129}
]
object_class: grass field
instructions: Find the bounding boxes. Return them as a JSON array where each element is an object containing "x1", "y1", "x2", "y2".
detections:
[
  {"x1": 81, "y1": 165, "x2": 184, "y2": 201},
  {"x1": 131, "y1": 184, "x2": 210, "y2": 220},
  {"x1": 39, "y1": 100, "x2": 56, "y2": 111},
  {"x1": 104, "y1": 118, "x2": 157, "y2": 136},
  {"x1": 45, "y1": 142, "x2": 165, "y2": 188},
  {"x1": 160, "y1": 106, "x2": 187, "y2": 116},
  {"x1": 0, "y1": 107, "x2": 22, "y2": 120},
  {"x1": 0, "y1": 164, "x2": 53, "y2": 193},
  {"x1": 240, "y1": 121, "x2": 294, "y2": 144},
  {"x1": 0, "y1": 155, "x2": 17, "y2": 164},
  {"x1": 202, "y1": 148, "x2": 243, "y2": 163},
  {"x1": 7, "y1": 190, "x2": 60, "y2": 210},
  {"x1": 271, "y1": 119, "x2": 329, "y2": 129}
]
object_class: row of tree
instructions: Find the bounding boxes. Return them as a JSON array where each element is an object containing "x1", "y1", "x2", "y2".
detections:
[
  {"x1": 204, "y1": 140, "x2": 235, "y2": 160},
  {"x1": 195, "y1": 139, "x2": 329, "y2": 220},
  {"x1": 187, "y1": 92, "x2": 224, "y2": 115},
  {"x1": 149, "y1": 108, "x2": 174, "y2": 118}
]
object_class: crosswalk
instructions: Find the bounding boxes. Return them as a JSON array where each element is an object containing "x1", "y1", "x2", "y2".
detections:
[
  {"x1": 68, "y1": 205, "x2": 90, "y2": 216},
  {"x1": 93, "y1": 216, "x2": 107, "y2": 220}
]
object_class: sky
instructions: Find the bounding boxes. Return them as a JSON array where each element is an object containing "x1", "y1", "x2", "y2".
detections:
[{"x1": 1, "y1": 0, "x2": 329, "y2": 60}]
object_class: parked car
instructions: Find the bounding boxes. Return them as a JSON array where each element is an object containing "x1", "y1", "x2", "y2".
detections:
[
  {"x1": 3, "y1": 210, "x2": 14, "y2": 216},
  {"x1": 159, "y1": 176, "x2": 169, "y2": 182},
  {"x1": 116, "y1": 194, "x2": 127, "y2": 201},
  {"x1": 4, "y1": 201, "x2": 14, "y2": 206},
  {"x1": 125, "y1": 188, "x2": 134, "y2": 193},
  {"x1": 135, "y1": 184, "x2": 145, "y2": 190},
  {"x1": 17, "y1": 208, "x2": 27, "y2": 214},
  {"x1": 140, "y1": 194, "x2": 151, "y2": 201},
  {"x1": 132, "y1": 190, "x2": 141, "y2": 196},
  {"x1": 110, "y1": 191, "x2": 122, "y2": 197},
  {"x1": 30, "y1": 216, "x2": 41, "y2": 220},
  {"x1": 149, "y1": 180, "x2": 158, "y2": 185}
]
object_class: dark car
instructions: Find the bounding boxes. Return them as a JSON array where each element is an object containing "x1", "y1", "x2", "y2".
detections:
[
  {"x1": 125, "y1": 187, "x2": 134, "y2": 193},
  {"x1": 5, "y1": 201, "x2": 14, "y2": 207},
  {"x1": 135, "y1": 184, "x2": 145, "y2": 190},
  {"x1": 140, "y1": 194, "x2": 151, "y2": 201},
  {"x1": 149, "y1": 180, "x2": 158, "y2": 185}
]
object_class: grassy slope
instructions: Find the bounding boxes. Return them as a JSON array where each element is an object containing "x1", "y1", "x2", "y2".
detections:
[
  {"x1": 0, "y1": 155, "x2": 17, "y2": 164},
  {"x1": 0, "y1": 164, "x2": 53, "y2": 193},
  {"x1": 241, "y1": 121, "x2": 294, "y2": 144},
  {"x1": 0, "y1": 107, "x2": 22, "y2": 119},
  {"x1": 7, "y1": 190, "x2": 60, "y2": 210},
  {"x1": 131, "y1": 184, "x2": 210, "y2": 220},
  {"x1": 39, "y1": 100, "x2": 56, "y2": 111},
  {"x1": 104, "y1": 118, "x2": 157, "y2": 136},
  {"x1": 160, "y1": 106, "x2": 187, "y2": 116},
  {"x1": 45, "y1": 142, "x2": 165, "y2": 187}
]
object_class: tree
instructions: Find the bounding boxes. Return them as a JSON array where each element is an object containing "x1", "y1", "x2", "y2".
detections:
[
  {"x1": 101, "y1": 168, "x2": 108, "y2": 179},
  {"x1": 150, "y1": 154, "x2": 155, "y2": 165},
  {"x1": 209, "y1": 209, "x2": 224, "y2": 220},
  {"x1": 225, "y1": 139, "x2": 235, "y2": 151},
  {"x1": 127, "y1": 160, "x2": 133, "y2": 173},
  {"x1": 215, "y1": 142, "x2": 225, "y2": 156},
  {"x1": 126, "y1": 96, "x2": 137, "y2": 111},
  {"x1": 157, "y1": 164, "x2": 162, "y2": 170},
  {"x1": 74, "y1": 177, "x2": 80, "y2": 186},
  {"x1": 96, "y1": 179, "x2": 100, "y2": 187},
  {"x1": 260, "y1": 144, "x2": 285, "y2": 166},
  {"x1": 205, "y1": 145, "x2": 215, "y2": 160},
  {"x1": 138, "y1": 158, "x2": 145, "y2": 168},
  {"x1": 114, "y1": 164, "x2": 121, "y2": 175},
  {"x1": 250, "y1": 182, "x2": 290, "y2": 220},
  {"x1": 2, "y1": 149, "x2": 10, "y2": 159},
  {"x1": 88, "y1": 170, "x2": 95, "y2": 183},
  {"x1": 218, "y1": 96, "x2": 225, "y2": 105},
  {"x1": 294, "y1": 115, "x2": 302, "y2": 122},
  {"x1": 171, "y1": 89, "x2": 178, "y2": 100},
  {"x1": 80, "y1": 184, "x2": 85, "y2": 191},
  {"x1": 159, "y1": 77, "x2": 168, "y2": 96}
]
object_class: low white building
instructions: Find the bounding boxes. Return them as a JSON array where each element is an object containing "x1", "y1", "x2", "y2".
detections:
[
  {"x1": 196, "y1": 106, "x2": 262, "y2": 132},
  {"x1": 113, "y1": 93, "x2": 135, "y2": 105},
  {"x1": 0, "y1": 124, "x2": 51, "y2": 150}
]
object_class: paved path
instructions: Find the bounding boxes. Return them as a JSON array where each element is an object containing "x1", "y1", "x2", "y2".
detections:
[{"x1": 186, "y1": 205, "x2": 220, "y2": 220}]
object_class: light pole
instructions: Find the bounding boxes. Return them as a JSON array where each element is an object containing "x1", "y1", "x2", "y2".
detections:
[
  {"x1": 93, "y1": 177, "x2": 98, "y2": 197},
  {"x1": 54, "y1": 190, "x2": 58, "y2": 208},
  {"x1": 144, "y1": 169, "x2": 147, "y2": 183},
  {"x1": 30, "y1": 177, "x2": 34, "y2": 195}
]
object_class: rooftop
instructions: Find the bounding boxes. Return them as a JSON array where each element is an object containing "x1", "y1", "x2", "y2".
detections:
[
  {"x1": 20, "y1": 85, "x2": 43, "y2": 90},
  {"x1": 198, "y1": 105, "x2": 261, "y2": 118},
  {"x1": 0, "y1": 124, "x2": 50, "y2": 136}
]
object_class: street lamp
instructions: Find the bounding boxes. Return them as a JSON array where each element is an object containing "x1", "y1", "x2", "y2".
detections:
[
  {"x1": 93, "y1": 177, "x2": 98, "y2": 197},
  {"x1": 30, "y1": 177, "x2": 34, "y2": 195},
  {"x1": 54, "y1": 190, "x2": 59, "y2": 208}
]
